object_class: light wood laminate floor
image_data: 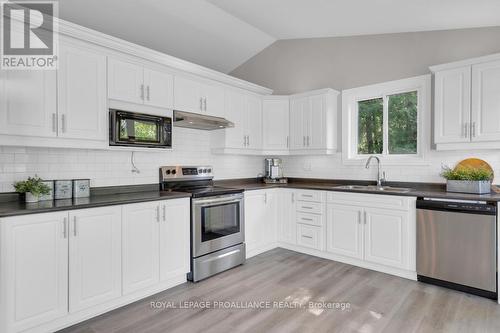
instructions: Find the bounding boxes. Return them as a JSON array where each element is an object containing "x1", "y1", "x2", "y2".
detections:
[{"x1": 60, "y1": 248, "x2": 500, "y2": 333}]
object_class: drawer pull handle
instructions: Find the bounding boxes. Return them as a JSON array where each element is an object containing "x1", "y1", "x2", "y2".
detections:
[
  {"x1": 302, "y1": 206, "x2": 313, "y2": 209},
  {"x1": 302, "y1": 235, "x2": 313, "y2": 239},
  {"x1": 302, "y1": 194, "x2": 313, "y2": 198},
  {"x1": 301, "y1": 218, "x2": 313, "y2": 221}
]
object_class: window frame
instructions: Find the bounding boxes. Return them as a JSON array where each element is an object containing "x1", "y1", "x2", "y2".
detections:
[{"x1": 342, "y1": 75, "x2": 431, "y2": 165}]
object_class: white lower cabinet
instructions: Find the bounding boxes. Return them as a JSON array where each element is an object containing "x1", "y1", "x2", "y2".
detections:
[
  {"x1": 277, "y1": 190, "x2": 296, "y2": 245},
  {"x1": 69, "y1": 207, "x2": 122, "y2": 313},
  {"x1": 326, "y1": 193, "x2": 415, "y2": 273},
  {"x1": 0, "y1": 198, "x2": 190, "y2": 333},
  {"x1": 0, "y1": 212, "x2": 68, "y2": 333},
  {"x1": 296, "y1": 223, "x2": 323, "y2": 250},
  {"x1": 326, "y1": 204, "x2": 363, "y2": 259},
  {"x1": 122, "y1": 201, "x2": 161, "y2": 294},
  {"x1": 245, "y1": 190, "x2": 277, "y2": 258}
]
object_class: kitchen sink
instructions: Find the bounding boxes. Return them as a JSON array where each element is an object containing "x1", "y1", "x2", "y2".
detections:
[{"x1": 334, "y1": 185, "x2": 412, "y2": 193}]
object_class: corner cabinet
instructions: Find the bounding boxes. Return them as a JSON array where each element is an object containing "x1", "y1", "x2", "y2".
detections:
[
  {"x1": 431, "y1": 54, "x2": 500, "y2": 150},
  {"x1": 289, "y1": 89, "x2": 338, "y2": 154},
  {"x1": 0, "y1": 198, "x2": 190, "y2": 333},
  {"x1": 245, "y1": 190, "x2": 278, "y2": 258},
  {"x1": 262, "y1": 97, "x2": 290, "y2": 153}
]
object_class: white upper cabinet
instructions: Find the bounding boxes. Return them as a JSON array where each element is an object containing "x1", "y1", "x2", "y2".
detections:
[
  {"x1": 289, "y1": 89, "x2": 338, "y2": 153},
  {"x1": 144, "y1": 68, "x2": 174, "y2": 109},
  {"x1": 214, "y1": 88, "x2": 263, "y2": 152},
  {"x1": 434, "y1": 66, "x2": 471, "y2": 144},
  {"x1": 174, "y1": 75, "x2": 225, "y2": 117},
  {"x1": 431, "y1": 54, "x2": 500, "y2": 150},
  {"x1": 262, "y1": 97, "x2": 290, "y2": 151},
  {"x1": 471, "y1": 60, "x2": 500, "y2": 142},
  {"x1": 68, "y1": 207, "x2": 122, "y2": 313},
  {"x1": 0, "y1": 70, "x2": 57, "y2": 137},
  {"x1": 108, "y1": 57, "x2": 174, "y2": 109},
  {"x1": 58, "y1": 40, "x2": 107, "y2": 141},
  {"x1": 245, "y1": 94, "x2": 263, "y2": 150}
]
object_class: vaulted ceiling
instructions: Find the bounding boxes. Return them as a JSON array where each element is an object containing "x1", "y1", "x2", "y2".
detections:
[{"x1": 57, "y1": 0, "x2": 500, "y2": 73}]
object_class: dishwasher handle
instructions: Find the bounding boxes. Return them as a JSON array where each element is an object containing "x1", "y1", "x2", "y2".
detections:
[{"x1": 417, "y1": 198, "x2": 496, "y2": 215}]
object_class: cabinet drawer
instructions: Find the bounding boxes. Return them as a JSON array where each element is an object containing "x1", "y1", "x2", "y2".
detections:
[
  {"x1": 296, "y1": 212, "x2": 323, "y2": 226},
  {"x1": 297, "y1": 224, "x2": 323, "y2": 250},
  {"x1": 296, "y1": 190, "x2": 324, "y2": 202},
  {"x1": 296, "y1": 201, "x2": 323, "y2": 214}
]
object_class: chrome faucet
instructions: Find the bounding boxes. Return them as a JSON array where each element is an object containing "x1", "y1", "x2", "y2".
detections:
[{"x1": 365, "y1": 156, "x2": 386, "y2": 187}]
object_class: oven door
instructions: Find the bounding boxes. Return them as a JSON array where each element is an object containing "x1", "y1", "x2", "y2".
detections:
[{"x1": 192, "y1": 193, "x2": 244, "y2": 258}]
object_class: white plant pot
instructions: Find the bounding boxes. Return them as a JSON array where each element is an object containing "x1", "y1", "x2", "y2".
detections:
[{"x1": 25, "y1": 192, "x2": 39, "y2": 203}]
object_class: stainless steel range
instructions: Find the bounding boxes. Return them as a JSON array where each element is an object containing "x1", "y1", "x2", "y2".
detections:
[{"x1": 160, "y1": 166, "x2": 245, "y2": 282}]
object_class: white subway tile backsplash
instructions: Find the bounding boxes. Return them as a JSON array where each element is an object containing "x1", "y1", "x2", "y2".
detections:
[{"x1": 0, "y1": 128, "x2": 264, "y2": 193}]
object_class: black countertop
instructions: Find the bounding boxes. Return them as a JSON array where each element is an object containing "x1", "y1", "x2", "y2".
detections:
[
  {"x1": 215, "y1": 178, "x2": 500, "y2": 202},
  {"x1": 0, "y1": 185, "x2": 191, "y2": 218},
  {"x1": 2, "y1": 178, "x2": 500, "y2": 218}
]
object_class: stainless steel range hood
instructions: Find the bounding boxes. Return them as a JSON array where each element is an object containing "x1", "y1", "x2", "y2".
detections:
[{"x1": 173, "y1": 110, "x2": 234, "y2": 130}]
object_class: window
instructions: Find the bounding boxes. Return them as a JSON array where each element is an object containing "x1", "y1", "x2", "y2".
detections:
[{"x1": 342, "y1": 75, "x2": 430, "y2": 164}]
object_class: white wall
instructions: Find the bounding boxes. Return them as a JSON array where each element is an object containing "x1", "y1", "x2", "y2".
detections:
[{"x1": 0, "y1": 127, "x2": 263, "y2": 193}]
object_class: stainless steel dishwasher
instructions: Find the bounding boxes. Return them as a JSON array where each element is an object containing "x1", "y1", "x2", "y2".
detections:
[{"x1": 417, "y1": 198, "x2": 497, "y2": 299}]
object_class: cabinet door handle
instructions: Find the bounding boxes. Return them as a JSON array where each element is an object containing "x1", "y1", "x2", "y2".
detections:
[
  {"x1": 247, "y1": 135, "x2": 250, "y2": 146},
  {"x1": 204, "y1": 98, "x2": 207, "y2": 111},
  {"x1": 61, "y1": 114, "x2": 66, "y2": 133},
  {"x1": 307, "y1": 136, "x2": 310, "y2": 146},
  {"x1": 472, "y1": 122, "x2": 476, "y2": 137},
  {"x1": 156, "y1": 206, "x2": 160, "y2": 223},
  {"x1": 73, "y1": 216, "x2": 77, "y2": 237},
  {"x1": 146, "y1": 85, "x2": 150, "y2": 101},
  {"x1": 286, "y1": 136, "x2": 289, "y2": 148},
  {"x1": 303, "y1": 136, "x2": 306, "y2": 147},
  {"x1": 200, "y1": 97, "x2": 203, "y2": 111},
  {"x1": 62, "y1": 217, "x2": 68, "y2": 238},
  {"x1": 291, "y1": 193, "x2": 295, "y2": 203},
  {"x1": 163, "y1": 205, "x2": 166, "y2": 222},
  {"x1": 264, "y1": 193, "x2": 268, "y2": 204},
  {"x1": 358, "y1": 211, "x2": 361, "y2": 224},
  {"x1": 140, "y1": 84, "x2": 145, "y2": 100},
  {"x1": 364, "y1": 211, "x2": 367, "y2": 224},
  {"x1": 243, "y1": 135, "x2": 246, "y2": 147},
  {"x1": 52, "y1": 113, "x2": 57, "y2": 133}
]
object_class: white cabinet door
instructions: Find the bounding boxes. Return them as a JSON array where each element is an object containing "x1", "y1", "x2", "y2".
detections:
[
  {"x1": 326, "y1": 204, "x2": 363, "y2": 259},
  {"x1": 471, "y1": 60, "x2": 500, "y2": 142},
  {"x1": 68, "y1": 207, "x2": 122, "y2": 313},
  {"x1": 364, "y1": 208, "x2": 408, "y2": 270},
  {"x1": 108, "y1": 58, "x2": 144, "y2": 105},
  {"x1": 263, "y1": 99, "x2": 290, "y2": 150},
  {"x1": 278, "y1": 190, "x2": 296, "y2": 245},
  {"x1": 0, "y1": 213, "x2": 68, "y2": 333},
  {"x1": 58, "y1": 42, "x2": 107, "y2": 140},
  {"x1": 202, "y1": 83, "x2": 225, "y2": 118},
  {"x1": 174, "y1": 76, "x2": 203, "y2": 113},
  {"x1": 224, "y1": 89, "x2": 246, "y2": 149},
  {"x1": 160, "y1": 199, "x2": 190, "y2": 281},
  {"x1": 122, "y1": 201, "x2": 160, "y2": 294},
  {"x1": 245, "y1": 191, "x2": 276, "y2": 256},
  {"x1": 144, "y1": 68, "x2": 174, "y2": 109},
  {"x1": 245, "y1": 94, "x2": 263, "y2": 150},
  {"x1": 308, "y1": 94, "x2": 327, "y2": 149},
  {"x1": 289, "y1": 97, "x2": 307, "y2": 150},
  {"x1": 0, "y1": 70, "x2": 57, "y2": 137},
  {"x1": 434, "y1": 66, "x2": 471, "y2": 144}
]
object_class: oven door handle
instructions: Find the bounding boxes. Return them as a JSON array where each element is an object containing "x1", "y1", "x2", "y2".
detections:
[{"x1": 193, "y1": 196, "x2": 243, "y2": 206}]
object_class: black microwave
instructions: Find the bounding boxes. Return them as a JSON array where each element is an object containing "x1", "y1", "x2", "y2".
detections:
[{"x1": 109, "y1": 109, "x2": 172, "y2": 149}]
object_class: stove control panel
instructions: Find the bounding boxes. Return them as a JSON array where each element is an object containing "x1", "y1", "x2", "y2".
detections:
[{"x1": 160, "y1": 165, "x2": 213, "y2": 181}]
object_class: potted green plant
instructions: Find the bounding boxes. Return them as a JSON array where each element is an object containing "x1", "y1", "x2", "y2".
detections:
[
  {"x1": 13, "y1": 176, "x2": 51, "y2": 203},
  {"x1": 441, "y1": 165, "x2": 493, "y2": 194}
]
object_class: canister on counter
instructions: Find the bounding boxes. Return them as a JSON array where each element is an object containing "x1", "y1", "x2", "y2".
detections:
[
  {"x1": 73, "y1": 179, "x2": 90, "y2": 198},
  {"x1": 55, "y1": 180, "x2": 73, "y2": 199},
  {"x1": 39, "y1": 180, "x2": 54, "y2": 201}
]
